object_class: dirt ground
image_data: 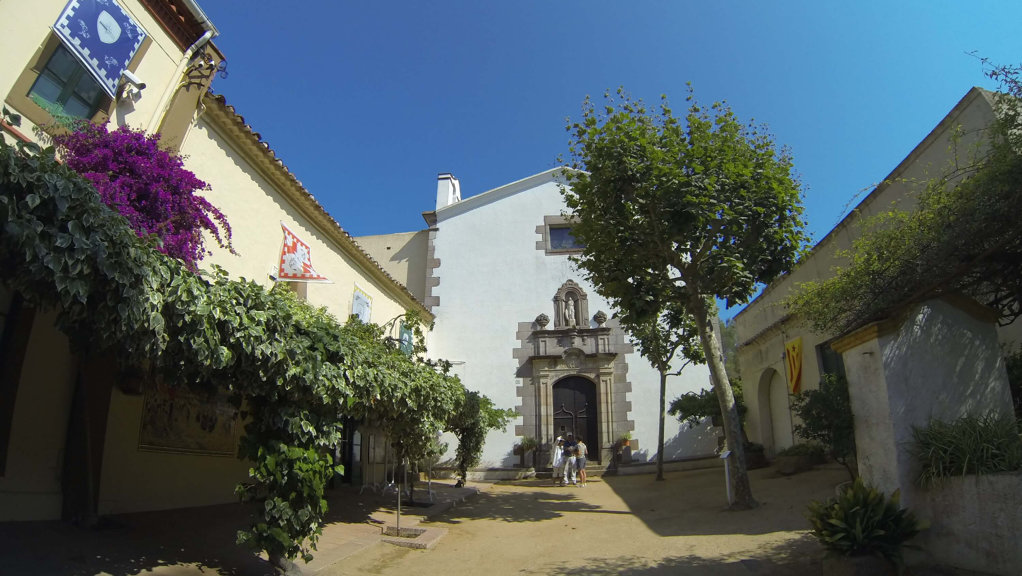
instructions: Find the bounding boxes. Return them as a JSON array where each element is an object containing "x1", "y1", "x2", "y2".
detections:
[
  {"x1": 2, "y1": 462, "x2": 978, "y2": 576},
  {"x1": 322, "y1": 464, "x2": 851, "y2": 576}
]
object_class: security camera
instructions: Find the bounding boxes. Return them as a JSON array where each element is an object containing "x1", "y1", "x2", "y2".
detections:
[{"x1": 121, "y1": 69, "x2": 146, "y2": 90}]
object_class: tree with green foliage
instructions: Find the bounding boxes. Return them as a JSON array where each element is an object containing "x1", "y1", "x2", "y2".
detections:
[
  {"x1": 719, "y1": 318, "x2": 742, "y2": 381},
  {"x1": 448, "y1": 391, "x2": 514, "y2": 486},
  {"x1": 622, "y1": 303, "x2": 703, "y2": 481},
  {"x1": 669, "y1": 380, "x2": 747, "y2": 431},
  {"x1": 562, "y1": 88, "x2": 808, "y2": 508},
  {"x1": 0, "y1": 111, "x2": 465, "y2": 572},
  {"x1": 790, "y1": 64, "x2": 1022, "y2": 334},
  {"x1": 790, "y1": 374, "x2": 857, "y2": 479}
]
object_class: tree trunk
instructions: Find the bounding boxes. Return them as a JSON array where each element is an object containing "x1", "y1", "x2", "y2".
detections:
[
  {"x1": 656, "y1": 369, "x2": 667, "y2": 481},
  {"x1": 689, "y1": 295, "x2": 757, "y2": 509}
]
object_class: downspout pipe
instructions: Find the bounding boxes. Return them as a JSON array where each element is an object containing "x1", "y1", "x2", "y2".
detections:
[{"x1": 146, "y1": 2, "x2": 218, "y2": 133}]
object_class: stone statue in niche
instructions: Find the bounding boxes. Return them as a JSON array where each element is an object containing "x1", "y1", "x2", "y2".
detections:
[{"x1": 564, "y1": 295, "x2": 576, "y2": 327}]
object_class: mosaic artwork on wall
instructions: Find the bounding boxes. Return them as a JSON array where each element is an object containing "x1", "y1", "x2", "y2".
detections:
[{"x1": 139, "y1": 379, "x2": 239, "y2": 456}]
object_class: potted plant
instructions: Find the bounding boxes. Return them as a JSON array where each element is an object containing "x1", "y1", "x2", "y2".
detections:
[
  {"x1": 807, "y1": 478, "x2": 921, "y2": 575},
  {"x1": 774, "y1": 442, "x2": 827, "y2": 475},
  {"x1": 743, "y1": 441, "x2": 769, "y2": 470},
  {"x1": 617, "y1": 432, "x2": 632, "y2": 449}
]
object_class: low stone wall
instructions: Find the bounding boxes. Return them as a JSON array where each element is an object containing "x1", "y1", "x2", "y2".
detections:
[
  {"x1": 609, "y1": 456, "x2": 723, "y2": 476},
  {"x1": 913, "y1": 471, "x2": 1022, "y2": 576},
  {"x1": 428, "y1": 467, "x2": 537, "y2": 482}
]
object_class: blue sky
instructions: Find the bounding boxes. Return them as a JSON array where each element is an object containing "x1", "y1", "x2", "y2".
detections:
[{"x1": 197, "y1": 0, "x2": 1019, "y2": 312}]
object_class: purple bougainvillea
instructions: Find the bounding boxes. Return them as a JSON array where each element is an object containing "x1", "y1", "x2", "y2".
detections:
[{"x1": 52, "y1": 122, "x2": 232, "y2": 270}]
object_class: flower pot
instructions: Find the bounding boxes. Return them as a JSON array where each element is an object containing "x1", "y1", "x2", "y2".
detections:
[{"x1": 821, "y1": 554, "x2": 896, "y2": 576}]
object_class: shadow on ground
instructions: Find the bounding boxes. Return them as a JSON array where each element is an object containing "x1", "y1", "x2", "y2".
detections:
[
  {"x1": 0, "y1": 502, "x2": 272, "y2": 576},
  {"x1": 602, "y1": 464, "x2": 849, "y2": 537},
  {"x1": 0, "y1": 482, "x2": 432, "y2": 576},
  {"x1": 425, "y1": 487, "x2": 609, "y2": 525},
  {"x1": 546, "y1": 535, "x2": 821, "y2": 575}
]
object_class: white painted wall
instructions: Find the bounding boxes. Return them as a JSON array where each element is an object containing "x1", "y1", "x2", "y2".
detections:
[
  {"x1": 841, "y1": 298, "x2": 1014, "y2": 502},
  {"x1": 916, "y1": 472, "x2": 1022, "y2": 576},
  {"x1": 428, "y1": 171, "x2": 717, "y2": 467},
  {"x1": 839, "y1": 298, "x2": 1017, "y2": 576},
  {"x1": 767, "y1": 371, "x2": 794, "y2": 453}
]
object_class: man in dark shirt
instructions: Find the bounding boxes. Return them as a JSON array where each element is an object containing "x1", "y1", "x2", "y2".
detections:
[{"x1": 563, "y1": 433, "x2": 578, "y2": 485}]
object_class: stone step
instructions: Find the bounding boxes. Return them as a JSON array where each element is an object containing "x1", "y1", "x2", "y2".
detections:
[{"x1": 535, "y1": 464, "x2": 609, "y2": 479}]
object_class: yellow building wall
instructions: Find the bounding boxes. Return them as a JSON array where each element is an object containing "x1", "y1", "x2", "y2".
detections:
[
  {"x1": 0, "y1": 311, "x2": 76, "y2": 521},
  {"x1": 181, "y1": 117, "x2": 412, "y2": 328},
  {"x1": 2, "y1": 1, "x2": 423, "y2": 521},
  {"x1": 0, "y1": 0, "x2": 188, "y2": 139},
  {"x1": 91, "y1": 109, "x2": 420, "y2": 515},
  {"x1": 97, "y1": 389, "x2": 251, "y2": 515}
]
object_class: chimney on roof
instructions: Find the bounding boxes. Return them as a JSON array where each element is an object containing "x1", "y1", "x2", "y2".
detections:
[{"x1": 436, "y1": 173, "x2": 461, "y2": 210}]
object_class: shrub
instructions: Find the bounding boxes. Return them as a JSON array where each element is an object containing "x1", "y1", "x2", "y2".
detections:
[
  {"x1": 776, "y1": 442, "x2": 828, "y2": 465},
  {"x1": 743, "y1": 442, "x2": 769, "y2": 469},
  {"x1": 912, "y1": 415, "x2": 1022, "y2": 488},
  {"x1": 807, "y1": 478, "x2": 921, "y2": 567},
  {"x1": 791, "y1": 374, "x2": 857, "y2": 479}
]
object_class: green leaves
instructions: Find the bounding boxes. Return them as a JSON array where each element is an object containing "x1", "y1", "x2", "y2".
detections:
[
  {"x1": 807, "y1": 478, "x2": 921, "y2": 566},
  {"x1": 0, "y1": 126, "x2": 466, "y2": 565},
  {"x1": 562, "y1": 87, "x2": 806, "y2": 316},
  {"x1": 448, "y1": 391, "x2": 514, "y2": 480},
  {"x1": 791, "y1": 374, "x2": 857, "y2": 478},
  {"x1": 912, "y1": 415, "x2": 1022, "y2": 488},
  {"x1": 789, "y1": 74, "x2": 1022, "y2": 333}
]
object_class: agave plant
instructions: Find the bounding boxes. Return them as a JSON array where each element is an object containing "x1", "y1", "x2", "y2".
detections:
[{"x1": 807, "y1": 478, "x2": 921, "y2": 566}]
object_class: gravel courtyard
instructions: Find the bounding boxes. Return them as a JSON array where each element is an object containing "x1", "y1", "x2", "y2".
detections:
[{"x1": 322, "y1": 464, "x2": 850, "y2": 576}]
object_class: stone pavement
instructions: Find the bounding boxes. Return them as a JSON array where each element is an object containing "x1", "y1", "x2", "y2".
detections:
[{"x1": 0, "y1": 479, "x2": 480, "y2": 576}]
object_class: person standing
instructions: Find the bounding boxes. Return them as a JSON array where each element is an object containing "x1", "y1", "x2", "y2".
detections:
[
  {"x1": 551, "y1": 437, "x2": 566, "y2": 486},
  {"x1": 576, "y1": 436, "x2": 589, "y2": 487},
  {"x1": 563, "y1": 434, "x2": 578, "y2": 486}
]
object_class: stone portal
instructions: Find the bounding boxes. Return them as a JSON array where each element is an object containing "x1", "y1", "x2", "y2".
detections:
[{"x1": 513, "y1": 280, "x2": 634, "y2": 467}]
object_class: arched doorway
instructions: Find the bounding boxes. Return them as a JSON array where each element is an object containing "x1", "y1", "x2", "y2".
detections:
[
  {"x1": 552, "y1": 376, "x2": 599, "y2": 463},
  {"x1": 757, "y1": 368, "x2": 793, "y2": 456}
]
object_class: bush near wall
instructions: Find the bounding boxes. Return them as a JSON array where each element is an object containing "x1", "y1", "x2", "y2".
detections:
[{"x1": 912, "y1": 415, "x2": 1022, "y2": 488}]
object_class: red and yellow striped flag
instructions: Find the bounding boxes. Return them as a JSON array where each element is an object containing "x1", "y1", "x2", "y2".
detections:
[{"x1": 785, "y1": 337, "x2": 803, "y2": 394}]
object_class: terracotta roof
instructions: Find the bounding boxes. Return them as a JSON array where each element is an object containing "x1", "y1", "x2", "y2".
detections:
[
  {"x1": 138, "y1": 0, "x2": 209, "y2": 50},
  {"x1": 201, "y1": 91, "x2": 433, "y2": 321}
]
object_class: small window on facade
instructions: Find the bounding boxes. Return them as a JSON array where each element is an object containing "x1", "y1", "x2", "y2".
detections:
[
  {"x1": 549, "y1": 226, "x2": 584, "y2": 251},
  {"x1": 29, "y1": 44, "x2": 105, "y2": 119},
  {"x1": 817, "y1": 341, "x2": 846, "y2": 380}
]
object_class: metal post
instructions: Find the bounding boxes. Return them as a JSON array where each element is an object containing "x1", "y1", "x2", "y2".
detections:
[{"x1": 720, "y1": 450, "x2": 733, "y2": 506}]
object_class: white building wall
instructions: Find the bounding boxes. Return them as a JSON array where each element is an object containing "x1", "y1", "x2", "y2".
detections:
[{"x1": 429, "y1": 172, "x2": 717, "y2": 467}]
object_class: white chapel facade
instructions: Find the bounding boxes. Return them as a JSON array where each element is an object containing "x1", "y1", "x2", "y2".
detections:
[{"x1": 360, "y1": 169, "x2": 720, "y2": 469}]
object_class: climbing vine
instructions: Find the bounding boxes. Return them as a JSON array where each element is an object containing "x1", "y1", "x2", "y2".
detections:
[
  {"x1": 0, "y1": 116, "x2": 467, "y2": 565},
  {"x1": 448, "y1": 391, "x2": 514, "y2": 484}
]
